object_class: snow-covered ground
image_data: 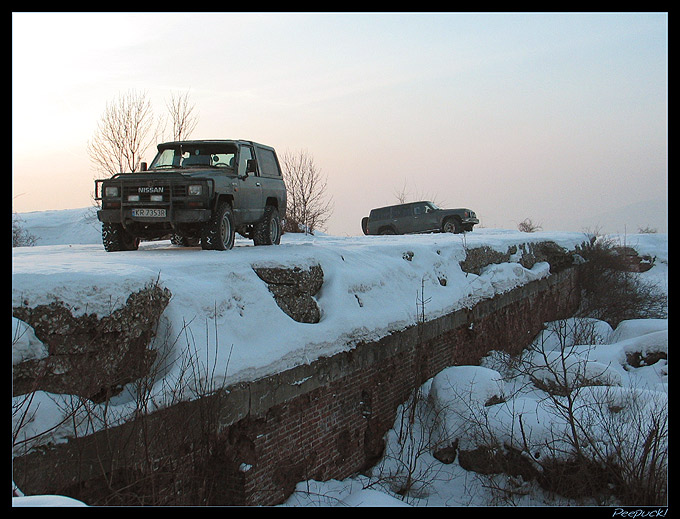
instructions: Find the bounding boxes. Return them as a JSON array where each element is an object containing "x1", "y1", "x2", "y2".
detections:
[
  {"x1": 12, "y1": 207, "x2": 668, "y2": 506},
  {"x1": 11, "y1": 208, "x2": 599, "y2": 390}
]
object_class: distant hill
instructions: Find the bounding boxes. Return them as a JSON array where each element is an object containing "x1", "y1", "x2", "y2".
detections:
[
  {"x1": 15, "y1": 199, "x2": 667, "y2": 249},
  {"x1": 572, "y1": 198, "x2": 667, "y2": 234},
  {"x1": 14, "y1": 207, "x2": 102, "y2": 246}
]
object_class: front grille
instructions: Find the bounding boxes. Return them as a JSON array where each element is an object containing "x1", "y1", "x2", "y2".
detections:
[
  {"x1": 120, "y1": 184, "x2": 189, "y2": 201},
  {"x1": 172, "y1": 185, "x2": 187, "y2": 197},
  {"x1": 96, "y1": 177, "x2": 212, "y2": 211}
]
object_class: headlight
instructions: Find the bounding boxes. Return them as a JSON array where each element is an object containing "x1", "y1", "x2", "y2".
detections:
[
  {"x1": 105, "y1": 186, "x2": 119, "y2": 197},
  {"x1": 188, "y1": 184, "x2": 203, "y2": 196}
]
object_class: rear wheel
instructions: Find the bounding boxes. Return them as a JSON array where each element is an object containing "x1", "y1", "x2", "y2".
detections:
[
  {"x1": 102, "y1": 223, "x2": 140, "y2": 252},
  {"x1": 253, "y1": 206, "x2": 282, "y2": 246},
  {"x1": 201, "y1": 202, "x2": 235, "y2": 250}
]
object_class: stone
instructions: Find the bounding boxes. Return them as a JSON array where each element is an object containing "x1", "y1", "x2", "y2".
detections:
[
  {"x1": 460, "y1": 241, "x2": 578, "y2": 275},
  {"x1": 12, "y1": 282, "x2": 171, "y2": 402},
  {"x1": 253, "y1": 264, "x2": 323, "y2": 324},
  {"x1": 432, "y1": 439, "x2": 459, "y2": 464}
]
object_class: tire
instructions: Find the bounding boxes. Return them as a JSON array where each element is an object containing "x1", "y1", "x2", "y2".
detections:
[
  {"x1": 171, "y1": 234, "x2": 200, "y2": 247},
  {"x1": 102, "y1": 223, "x2": 140, "y2": 252},
  {"x1": 442, "y1": 217, "x2": 462, "y2": 234},
  {"x1": 361, "y1": 217, "x2": 369, "y2": 235},
  {"x1": 379, "y1": 227, "x2": 396, "y2": 235},
  {"x1": 201, "y1": 202, "x2": 235, "y2": 250},
  {"x1": 253, "y1": 206, "x2": 282, "y2": 246}
]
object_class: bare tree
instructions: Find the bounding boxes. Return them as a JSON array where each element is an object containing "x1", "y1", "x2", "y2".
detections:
[
  {"x1": 280, "y1": 149, "x2": 333, "y2": 234},
  {"x1": 166, "y1": 90, "x2": 198, "y2": 141},
  {"x1": 394, "y1": 179, "x2": 410, "y2": 204},
  {"x1": 393, "y1": 177, "x2": 445, "y2": 207},
  {"x1": 88, "y1": 90, "x2": 158, "y2": 177}
]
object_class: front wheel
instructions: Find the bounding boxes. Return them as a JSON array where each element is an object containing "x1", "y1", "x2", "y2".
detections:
[
  {"x1": 201, "y1": 202, "x2": 235, "y2": 250},
  {"x1": 102, "y1": 223, "x2": 140, "y2": 252},
  {"x1": 253, "y1": 206, "x2": 282, "y2": 246},
  {"x1": 442, "y1": 218, "x2": 462, "y2": 234}
]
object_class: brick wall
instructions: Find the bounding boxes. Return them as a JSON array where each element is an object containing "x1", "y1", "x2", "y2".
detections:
[
  {"x1": 13, "y1": 268, "x2": 579, "y2": 506},
  {"x1": 209, "y1": 268, "x2": 579, "y2": 505}
]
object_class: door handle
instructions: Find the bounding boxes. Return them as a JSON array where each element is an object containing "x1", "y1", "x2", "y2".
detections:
[{"x1": 256, "y1": 182, "x2": 261, "y2": 187}]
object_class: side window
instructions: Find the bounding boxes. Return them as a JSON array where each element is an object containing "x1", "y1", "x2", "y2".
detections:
[
  {"x1": 238, "y1": 146, "x2": 254, "y2": 177},
  {"x1": 257, "y1": 148, "x2": 282, "y2": 178},
  {"x1": 371, "y1": 208, "x2": 390, "y2": 220},
  {"x1": 393, "y1": 205, "x2": 412, "y2": 218},
  {"x1": 413, "y1": 203, "x2": 428, "y2": 215}
]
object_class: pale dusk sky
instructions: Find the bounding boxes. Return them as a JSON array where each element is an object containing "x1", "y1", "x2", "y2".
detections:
[{"x1": 12, "y1": 12, "x2": 667, "y2": 235}]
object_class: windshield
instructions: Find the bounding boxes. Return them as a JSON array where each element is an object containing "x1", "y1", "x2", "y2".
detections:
[{"x1": 148, "y1": 143, "x2": 237, "y2": 170}]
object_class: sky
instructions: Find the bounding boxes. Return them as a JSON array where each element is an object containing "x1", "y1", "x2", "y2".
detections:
[{"x1": 12, "y1": 12, "x2": 668, "y2": 236}]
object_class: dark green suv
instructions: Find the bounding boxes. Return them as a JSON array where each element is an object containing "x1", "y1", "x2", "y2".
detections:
[
  {"x1": 361, "y1": 201, "x2": 478, "y2": 235},
  {"x1": 95, "y1": 140, "x2": 287, "y2": 251}
]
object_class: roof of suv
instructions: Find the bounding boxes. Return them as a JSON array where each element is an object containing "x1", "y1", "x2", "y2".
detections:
[
  {"x1": 157, "y1": 140, "x2": 274, "y2": 150},
  {"x1": 371, "y1": 201, "x2": 435, "y2": 212}
]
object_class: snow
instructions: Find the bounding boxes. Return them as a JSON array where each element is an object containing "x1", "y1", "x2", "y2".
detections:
[
  {"x1": 12, "y1": 495, "x2": 88, "y2": 507},
  {"x1": 12, "y1": 207, "x2": 668, "y2": 506},
  {"x1": 12, "y1": 318, "x2": 47, "y2": 365},
  {"x1": 11, "y1": 209, "x2": 593, "y2": 387},
  {"x1": 428, "y1": 366, "x2": 507, "y2": 450}
]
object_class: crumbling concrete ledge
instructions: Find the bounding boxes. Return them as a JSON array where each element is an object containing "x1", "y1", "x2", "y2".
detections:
[
  {"x1": 460, "y1": 240, "x2": 581, "y2": 275},
  {"x1": 12, "y1": 282, "x2": 171, "y2": 402},
  {"x1": 253, "y1": 264, "x2": 323, "y2": 323}
]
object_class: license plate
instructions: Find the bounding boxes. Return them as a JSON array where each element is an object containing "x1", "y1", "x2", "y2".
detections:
[{"x1": 131, "y1": 208, "x2": 166, "y2": 218}]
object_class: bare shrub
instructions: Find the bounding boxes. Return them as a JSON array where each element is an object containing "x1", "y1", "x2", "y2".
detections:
[
  {"x1": 637, "y1": 226, "x2": 657, "y2": 234},
  {"x1": 576, "y1": 237, "x2": 667, "y2": 328},
  {"x1": 12, "y1": 212, "x2": 38, "y2": 247},
  {"x1": 475, "y1": 318, "x2": 668, "y2": 505},
  {"x1": 366, "y1": 388, "x2": 446, "y2": 502},
  {"x1": 517, "y1": 218, "x2": 542, "y2": 233},
  {"x1": 364, "y1": 280, "x2": 457, "y2": 504}
]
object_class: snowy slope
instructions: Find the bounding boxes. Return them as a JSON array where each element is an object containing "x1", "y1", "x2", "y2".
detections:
[{"x1": 13, "y1": 208, "x2": 594, "y2": 387}]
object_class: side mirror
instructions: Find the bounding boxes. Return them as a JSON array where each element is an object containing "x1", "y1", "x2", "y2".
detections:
[
  {"x1": 139, "y1": 162, "x2": 148, "y2": 172},
  {"x1": 246, "y1": 159, "x2": 258, "y2": 174}
]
